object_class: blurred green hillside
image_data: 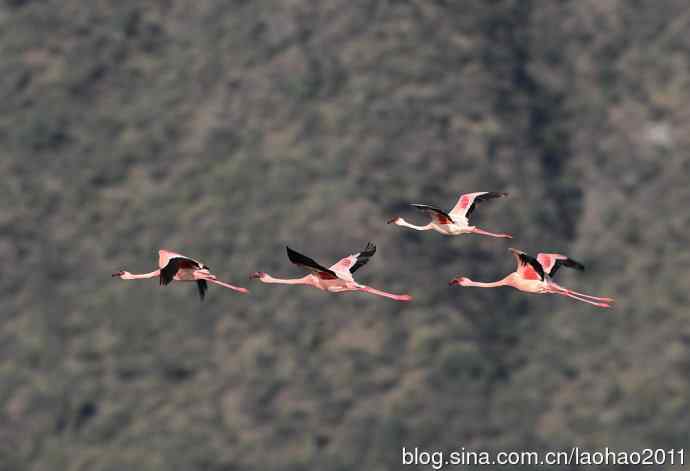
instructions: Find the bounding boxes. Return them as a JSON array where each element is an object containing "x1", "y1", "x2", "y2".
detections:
[{"x1": 2, "y1": 0, "x2": 689, "y2": 469}]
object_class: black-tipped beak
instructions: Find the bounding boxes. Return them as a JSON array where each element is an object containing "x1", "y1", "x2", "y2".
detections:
[
  {"x1": 387, "y1": 218, "x2": 397, "y2": 224},
  {"x1": 249, "y1": 272, "x2": 262, "y2": 280},
  {"x1": 112, "y1": 272, "x2": 122, "y2": 277},
  {"x1": 449, "y1": 279, "x2": 459, "y2": 286}
]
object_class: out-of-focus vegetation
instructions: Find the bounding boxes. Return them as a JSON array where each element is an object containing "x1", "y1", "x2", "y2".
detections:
[{"x1": 1, "y1": 0, "x2": 689, "y2": 469}]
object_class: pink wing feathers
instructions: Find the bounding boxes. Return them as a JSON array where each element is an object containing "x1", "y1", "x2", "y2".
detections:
[
  {"x1": 158, "y1": 249, "x2": 202, "y2": 269},
  {"x1": 329, "y1": 255, "x2": 356, "y2": 278},
  {"x1": 329, "y1": 242, "x2": 376, "y2": 278},
  {"x1": 509, "y1": 248, "x2": 545, "y2": 281},
  {"x1": 449, "y1": 192, "x2": 508, "y2": 220},
  {"x1": 537, "y1": 253, "x2": 584, "y2": 278}
]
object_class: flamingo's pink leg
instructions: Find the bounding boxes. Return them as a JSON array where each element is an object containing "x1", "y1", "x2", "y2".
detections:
[
  {"x1": 561, "y1": 288, "x2": 614, "y2": 303},
  {"x1": 359, "y1": 286, "x2": 412, "y2": 302},
  {"x1": 549, "y1": 283, "x2": 614, "y2": 303},
  {"x1": 551, "y1": 289, "x2": 611, "y2": 308},
  {"x1": 207, "y1": 278, "x2": 249, "y2": 294},
  {"x1": 471, "y1": 227, "x2": 512, "y2": 239}
]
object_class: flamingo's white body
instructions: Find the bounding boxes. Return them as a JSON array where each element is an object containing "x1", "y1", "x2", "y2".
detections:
[
  {"x1": 112, "y1": 249, "x2": 249, "y2": 299},
  {"x1": 450, "y1": 248, "x2": 614, "y2": 308},
  {"x1": 388, "y1": 192, "x2": 512, "y2": 238},
  {"x1": 250, "y1": 243, "x2": 412, "y2": 302}
]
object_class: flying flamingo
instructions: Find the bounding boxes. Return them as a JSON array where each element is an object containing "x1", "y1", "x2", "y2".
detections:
[
  {"x1": 387, "y1": 191, "x2": 512, "y2": 238},
  {"x1": 112, "y1": 249, "x2": 249, "y2": 300},
  {"x1": 449, "y1": 248, "x2": 614, "y2": 308},
  {"x1": 249, "y1": 243, "x2": 412, "y2": 302}
]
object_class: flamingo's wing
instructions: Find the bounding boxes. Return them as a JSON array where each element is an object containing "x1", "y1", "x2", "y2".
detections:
[
  {"x1": 509, "y1": 248, "x2": 545, "y2": 281},
  {"x1": 409, "y1": 204, "x2": 454, "y2": 224},
  {"x1": 160, "y1": 256, "x2": 203, "y2": 285},
  {"x1": 329, "y1": 242, "x2": 376, "y2": 274},
  {"x1": 196, "y1": 280, "x2": 208, "y2": 300},
  {"x1": 350, "y1": 242, "x2": 376, "y2": 273},
  {"x1": 286, "y1": 246, "x2": 338, "y2": 280},
  {"x1": 158, "y1": 250, "x2": 203, "y2": 269},
  {"x1": 159, "y1": 249, "x2": 182, "y2": 268},
  {"x1": 449, "y1": 192, "x2": 508, "y2": 221},
  {"x1": 537, "y1": 253, "x2": 584, "y2": 278}
]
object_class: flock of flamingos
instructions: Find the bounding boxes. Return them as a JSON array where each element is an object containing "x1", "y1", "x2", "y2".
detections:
[{"x1": 113, "y1": 191, "x2": 615, "y2": 308}]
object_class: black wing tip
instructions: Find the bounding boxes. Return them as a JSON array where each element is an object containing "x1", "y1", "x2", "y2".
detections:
[
  {"x1": 480, "y1": 191, "x2": 508, "y2": 200},
  {"x1": 286, "y1": 248, "x2": 299, "y2": 264},
  {"x1": 197, "y1": 280, "x2": 208, "y2": 301},
  {"x1": 286, "y1": 246, "x2": 311, "y2": 265},
  {"x1": 285, "y1": 246, "x2": 335, "y2": 276},
  {"x1": 410, "y1": 203, "x2": 453, "y2": 221},
  {"x1": 410, "y1": 203, "x2": 438, "y2": 210},
  {"x1": 568, "y1": 258, "x2": 585, "y2": 271},
  {"x1": 350, "y1": 242, "x2": 377, "y2": 274}
]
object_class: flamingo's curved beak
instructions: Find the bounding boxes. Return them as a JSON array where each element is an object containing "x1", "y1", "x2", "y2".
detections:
[
  {"x1": 112, "y1": 271, "x2": 123, "y2": 277},
  {"x1": 387, "y1": 217, "x2": 398, "y2": 224},
  {"x1": 249, "y1": 272, "x2": 264, "y2": 280},
  {"x1": 449, "y1": 278, "x2": 459, "y2": 286}
]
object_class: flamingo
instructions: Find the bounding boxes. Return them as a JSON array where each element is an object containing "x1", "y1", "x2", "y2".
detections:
[
  {"x1": 449, "y1": 248, "x2": 614, "y2": 308},
  {"x1": 387, "y1": 191, "x2": 512, "y2": 238},
  {"x1": 249, "y1": 242, "x2": 412, "y2": 302},
  {"x1": 112, "y1": 249, "x2": 249, "y2": 300}
]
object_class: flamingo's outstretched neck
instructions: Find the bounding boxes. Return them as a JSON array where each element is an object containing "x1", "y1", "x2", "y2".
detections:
[
  {"x1": 358, "y1": 285, "x2": 412, "y2": 302},
  {"x1": 450, "y1": 276, "x2": 511, "y2": 288},
  {"x1": 250, "y1": 273, "x2": 313, "y2": 285},
  {"x1": 470, "y1": 227, "x2": 512, "y2": 239},
  {"x1": 112, "y1": 270, "x2": 160, "y2": 280},
  {"x1": 206, "y1": 278, "x2": 249, "y2": 294},
  {"x1": 390, "y1": 218, "x2": 433, "y2": 231}
]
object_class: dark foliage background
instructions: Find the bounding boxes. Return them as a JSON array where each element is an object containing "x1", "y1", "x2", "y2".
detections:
[{"x1": 1, "y1": 1, "x2": 689, "y2": 469}]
